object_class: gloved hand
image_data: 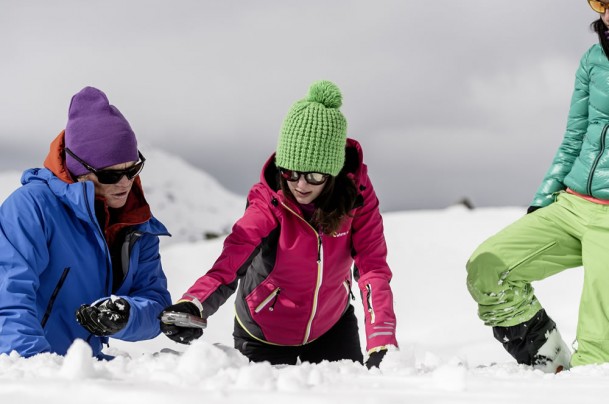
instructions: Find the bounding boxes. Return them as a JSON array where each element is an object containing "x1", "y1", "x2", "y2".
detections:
[
  {"x1": 75, "y1": 296, "x2": 130, "y2": 336},
  {"x1": 365, "y1": 349, "x2": 387, "y2": 369},
  {"x1": 160, "y1": 301, "x2": 205, "y2": 344}
]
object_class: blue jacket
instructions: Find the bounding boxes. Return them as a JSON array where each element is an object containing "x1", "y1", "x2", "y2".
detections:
[{"x1": 0, "y1": 164, "x2": 171, "y2": 357}]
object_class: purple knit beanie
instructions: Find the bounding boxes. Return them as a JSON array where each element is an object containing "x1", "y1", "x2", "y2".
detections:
[{"x1": 65, "y1": 87, "x2": 138, "y2": 177}]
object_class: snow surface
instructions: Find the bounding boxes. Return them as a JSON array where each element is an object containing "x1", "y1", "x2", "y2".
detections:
[{"x1": 1, "y1": 151, "x2": 607, "y2": 403}]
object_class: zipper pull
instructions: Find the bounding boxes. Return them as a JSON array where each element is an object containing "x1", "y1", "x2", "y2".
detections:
[
  {"x1": 366, "y1": 284, "x2": 376, "y2": 324},
  {"x1": 269, "y1": 289, "x2": 281, "y2": 311},
  {"x1": 317, "y1": 234, "x2": 322, "y2": 263},
  {"x1": 347, "y1": 280, "x2": 356, "y2": 301}
]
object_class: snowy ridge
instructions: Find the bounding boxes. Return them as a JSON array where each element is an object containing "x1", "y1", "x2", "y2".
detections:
[
  {"x1": 0, "y1": 148, "x2": 246, "y2": 244},
  {"x1": 139, "y1": 147, "x2": 245, "y2": 243}
]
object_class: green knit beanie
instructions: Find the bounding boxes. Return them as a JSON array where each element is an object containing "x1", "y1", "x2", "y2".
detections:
[{"x1": 275, "y1": 80, "x2": 347, "y2": 176}]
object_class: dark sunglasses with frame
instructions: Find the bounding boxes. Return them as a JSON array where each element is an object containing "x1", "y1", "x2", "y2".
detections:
[
  {"x1": 65, "y1": 147, "x2": 146, "y2": 184},
  {"x1": 279, "y1": 168, "x2": 330, "y2": 186}
]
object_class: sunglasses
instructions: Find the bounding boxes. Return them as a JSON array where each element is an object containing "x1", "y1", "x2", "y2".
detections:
[
  {"x1": 65, "y1": 147, "x2": 146, "y2": 184},
  {"x1": 589, "y1": 0, "x2": 609, "y2": 13},
  {"x1": 279, "y1": 168, "x2": 329, "y2": 186}
]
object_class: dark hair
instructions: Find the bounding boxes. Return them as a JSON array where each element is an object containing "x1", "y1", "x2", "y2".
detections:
[
  {"x1": 279, "y1": 170, "x2": 359, "y2": 234},
  {"x1": 592, "y1": 18, "x2": 609, "y2": 59}
]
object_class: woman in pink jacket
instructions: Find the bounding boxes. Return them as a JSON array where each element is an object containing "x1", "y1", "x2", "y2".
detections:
[{"x1": 161, "y1": 80, "x2": 397, "y2": 368}]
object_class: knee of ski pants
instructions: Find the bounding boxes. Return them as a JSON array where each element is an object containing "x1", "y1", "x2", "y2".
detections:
[{"x1": 466, "y1": 248, "x2": 508, "y2": 302}]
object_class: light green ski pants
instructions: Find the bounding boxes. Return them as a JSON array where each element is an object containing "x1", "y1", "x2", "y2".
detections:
[{"x1": 466, "y1": 192, "x2": 609, "y2": 366}]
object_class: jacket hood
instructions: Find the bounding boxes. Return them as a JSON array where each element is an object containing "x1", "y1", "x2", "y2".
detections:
[{"x1": 44, "y1": 130, "x2": 75, "y2": 184}]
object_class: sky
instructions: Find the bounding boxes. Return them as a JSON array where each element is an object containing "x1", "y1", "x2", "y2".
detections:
[{"x1": 0, "y1": 0, "x2": 597, "y2": 211}]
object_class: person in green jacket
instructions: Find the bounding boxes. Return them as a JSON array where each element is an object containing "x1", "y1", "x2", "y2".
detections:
[{"x1": 467, "y1": 0, "x2": 609, "y2": 372}]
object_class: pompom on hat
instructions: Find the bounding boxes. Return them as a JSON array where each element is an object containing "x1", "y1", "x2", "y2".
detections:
[
  {"x1": 65, "y1": 86, "x2": 138, "y2": 177},
  {"x1": 275, "y1": 80, "x2": 347, "y2": 176}
]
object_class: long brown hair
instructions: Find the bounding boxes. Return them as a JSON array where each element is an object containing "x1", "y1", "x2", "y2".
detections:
[
  {"x1": 592, "y1": 18, "x2": 609, "y2": 59},
  {"x1": 279, "y1": 170, "x2": 359, "y2": 234}
]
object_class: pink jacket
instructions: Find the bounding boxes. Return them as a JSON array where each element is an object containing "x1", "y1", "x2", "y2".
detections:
[{"x1": 181, "y1": 138, "x2": 397, "y2": 352}]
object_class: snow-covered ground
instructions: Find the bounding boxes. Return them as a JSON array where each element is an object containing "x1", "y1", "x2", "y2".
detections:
[{"x1": 0, "y1": 152, "x2": 605, "y2": 404}]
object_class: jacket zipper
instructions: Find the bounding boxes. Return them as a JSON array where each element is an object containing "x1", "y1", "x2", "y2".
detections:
[
  {"x1": 587, "y1": 123, "x2": 609, "y2": 195},
  {"x1": 41, "y1": 267, "x2": 70, "y2": 328},
  {"x1": 281, "y1": 202, "x2": 323, "y2": 344},
  {"x1": 302, "y1": 234, "x2": 324, "y2": 344},
  {"x1": 82, "y1": 183, "x2": 112, "y2": 295},
  {"x1": 255, "y1": 287, "x2": 281, "y2": 313},
  {"x1": 366, "y1": 283, "x2": 376, "y2": 324}
]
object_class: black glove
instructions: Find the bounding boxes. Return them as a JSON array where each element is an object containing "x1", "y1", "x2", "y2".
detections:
[
  {"x1": 527, "y1": 206, "x2": 541, "y2": 214},
  {"x1": 76, "y1": 297, "x2": 130, "y2": 336},
  {"x1": 160, "y1": 301, "x2": 204, "y2": 344},
  {"x1": 365, "y1": 349, "x2": 387, "y2": 369}
]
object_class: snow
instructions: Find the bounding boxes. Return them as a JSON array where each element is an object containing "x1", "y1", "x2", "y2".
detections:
[{"x1": 0, "y1": 150, "x2": 606, "y2": 403}]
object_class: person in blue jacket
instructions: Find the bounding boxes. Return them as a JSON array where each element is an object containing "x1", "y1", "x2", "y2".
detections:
[{"x1": 0, "y1": 86, "x2": 171, "y2": 358}]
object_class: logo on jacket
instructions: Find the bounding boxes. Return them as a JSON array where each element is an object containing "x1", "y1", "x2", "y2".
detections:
[{"x1": 332, "y1": 230, "x2": 350, "y2": 238}]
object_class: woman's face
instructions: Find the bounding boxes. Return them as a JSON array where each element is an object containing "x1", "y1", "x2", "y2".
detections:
[
  {"x1": 78, "y1": 161, "x2": 136, "y2": 209},
  {"x1": 287, "y1": 175, "x2": 326, "y2": 205}
]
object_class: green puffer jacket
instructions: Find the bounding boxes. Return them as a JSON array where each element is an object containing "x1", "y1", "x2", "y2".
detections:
[{"x1": 532, "y1": 44, "x2": 609, "y2": 207}]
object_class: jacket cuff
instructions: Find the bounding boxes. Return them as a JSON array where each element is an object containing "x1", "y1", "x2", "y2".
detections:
[
  {"x1": 366, "y1": 332, "x2": 398, "y2": 353},
  {"x1": 179, "y1": 294, "x2": 204, "y2": 316},
  {"x1": 366, "y1": 344, "x2": 399, "y2": 355}
]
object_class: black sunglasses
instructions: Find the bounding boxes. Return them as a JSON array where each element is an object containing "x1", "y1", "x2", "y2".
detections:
[
  {"x1": 279, "y1": 168, "x2": 329, "y2": 186},
  {"x1": 65, "y1": 147, "x2": 146, "y2": 184}
]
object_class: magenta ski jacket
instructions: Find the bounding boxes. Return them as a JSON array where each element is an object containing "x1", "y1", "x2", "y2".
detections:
[{"x1": 181, "y1": 138, "x2": 397, "y2": 352}]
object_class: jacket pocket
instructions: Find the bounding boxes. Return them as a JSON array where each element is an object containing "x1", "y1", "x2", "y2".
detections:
[
  {"x1": 41, "y1": 267, "x2": 70, "y2": 328},
  {"x1": 246, "y1": 279, "x2": 288, "y2": 316},
  {"x1": 113, "y1": 230, "x2": 143, "y2": 293},
  {"x1": 254, "y1": 287, "x2": 281, "y2": 313}
]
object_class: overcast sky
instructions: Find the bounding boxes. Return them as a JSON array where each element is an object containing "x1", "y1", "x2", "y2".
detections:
[{"x1": 0, "y1": 1, "x2": 597, "y2": 211}]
